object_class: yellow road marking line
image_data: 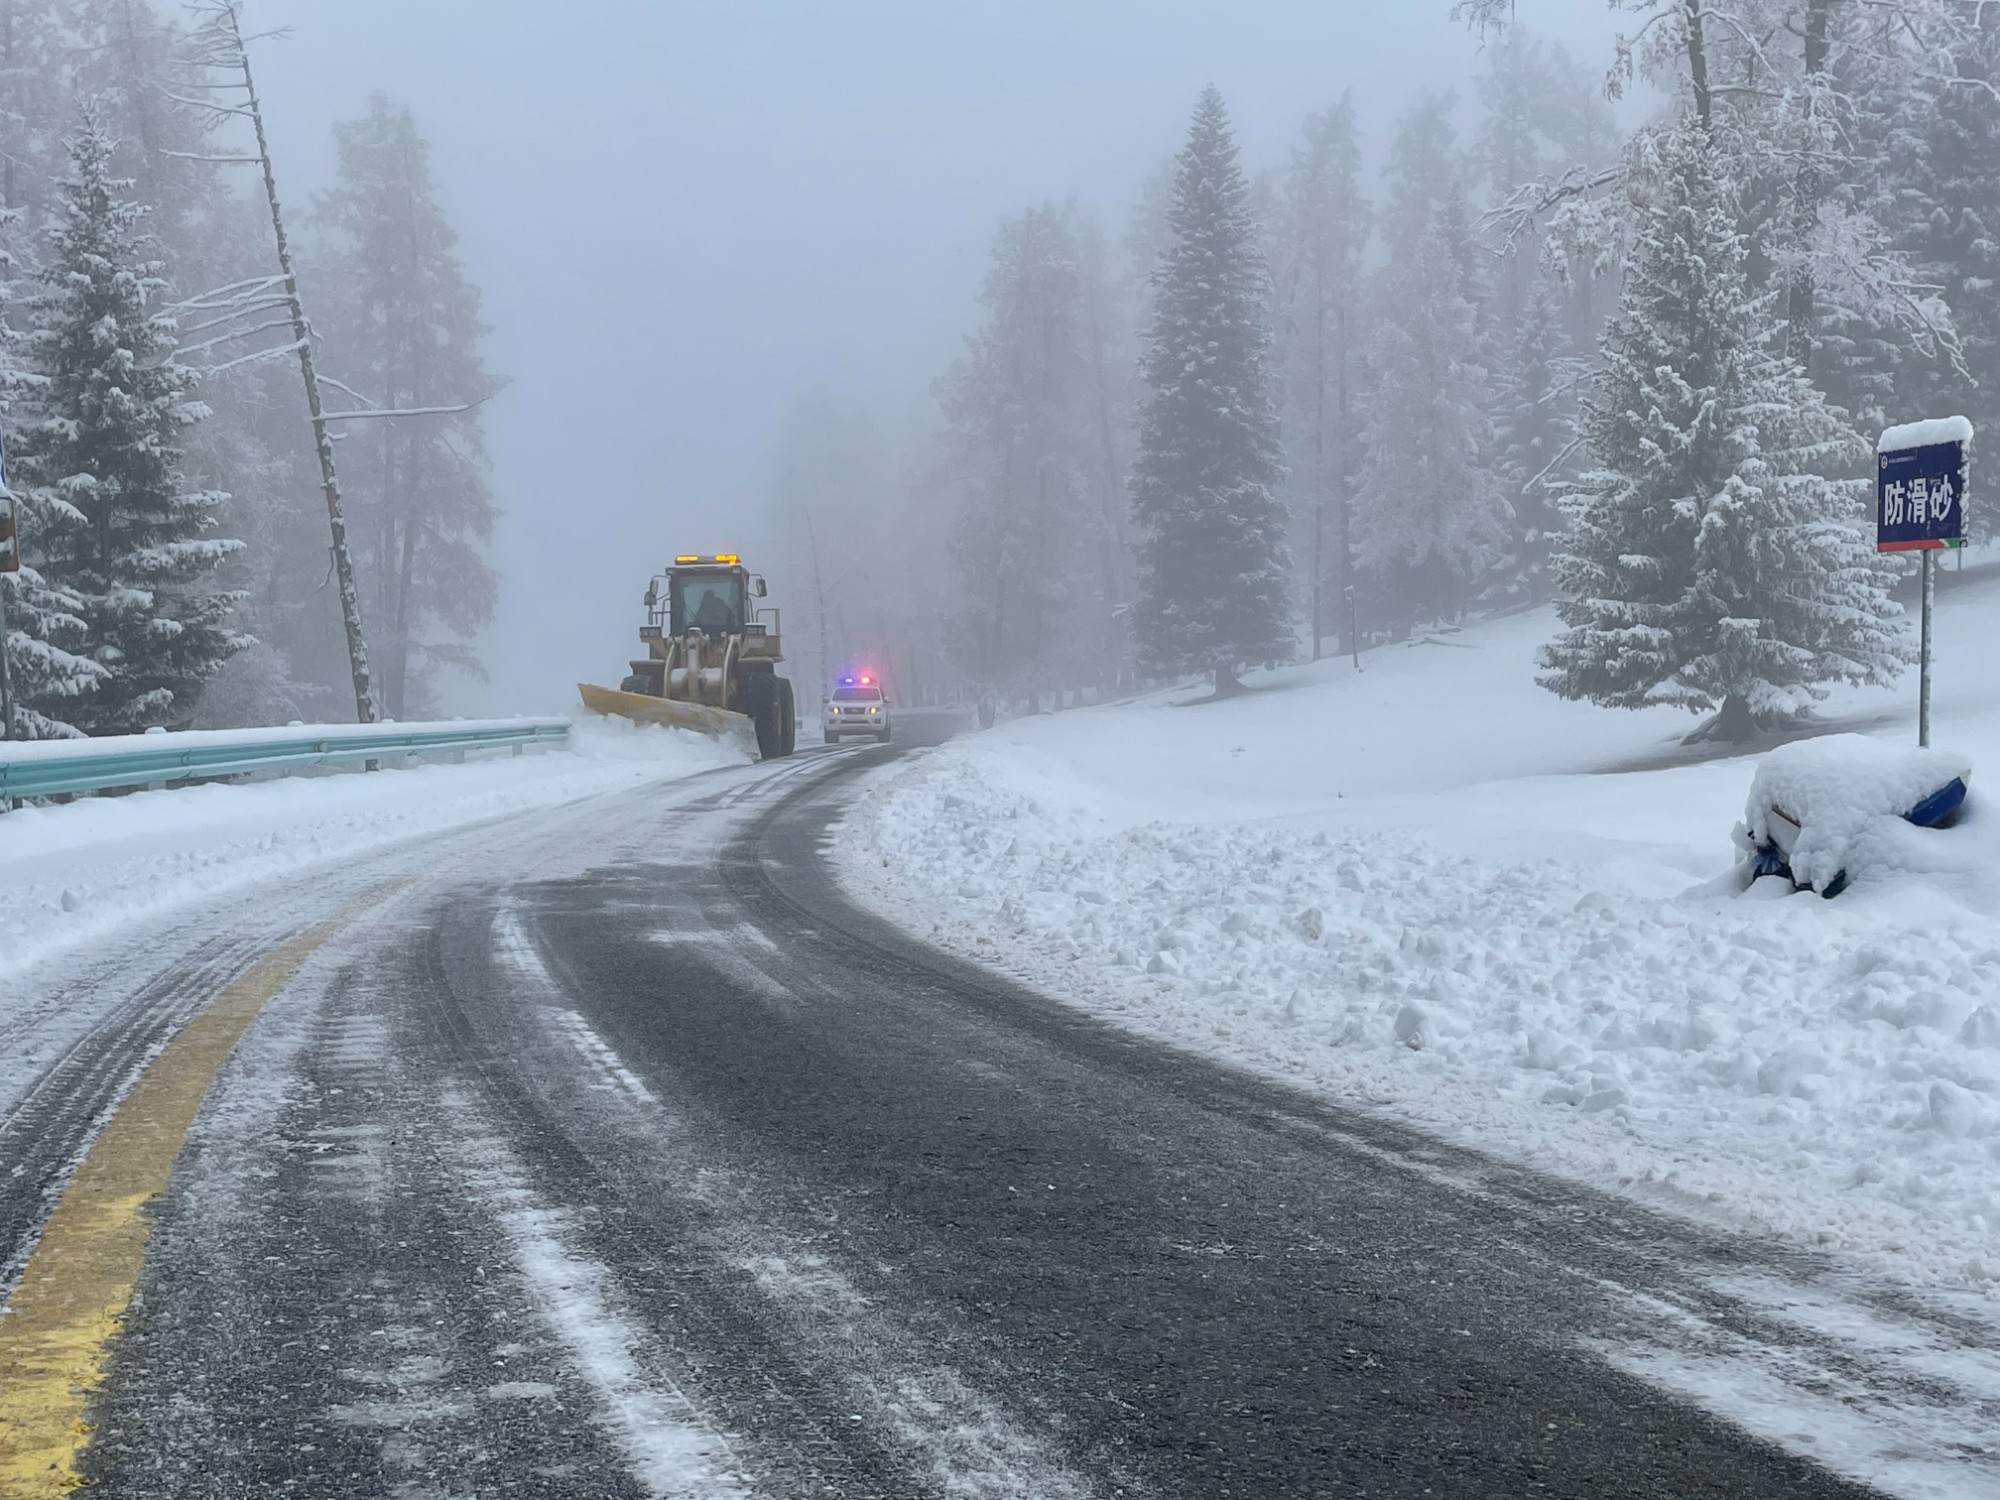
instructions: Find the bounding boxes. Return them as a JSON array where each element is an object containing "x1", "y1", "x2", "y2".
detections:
[{"x1": 0, "y1": 916, "x2": 349, "y2": 1495}]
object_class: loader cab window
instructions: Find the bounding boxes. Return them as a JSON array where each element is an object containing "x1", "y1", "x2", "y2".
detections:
[{"x1": 670, "y1": 573, "x2": 745, "y2": 637}]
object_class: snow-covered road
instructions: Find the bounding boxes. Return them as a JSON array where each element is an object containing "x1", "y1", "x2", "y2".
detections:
[
  {"x1": 4, "y1": 707, "x2": 1999, "y2": 1497},
  {"x1": 0, "y1": 716, "x2": 741, "y2": 1130},
  {"x1": 33, "y1": 735, "x2": 1911, "y2": 1497},
  {"x1": 837, "y1": 583, "x2": 2000, "y2": 1324}
]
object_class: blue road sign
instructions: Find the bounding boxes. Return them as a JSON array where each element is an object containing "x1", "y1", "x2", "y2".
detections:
[{"x1": 1877, "y1": 440, "x2": 1966, "y2": 552}]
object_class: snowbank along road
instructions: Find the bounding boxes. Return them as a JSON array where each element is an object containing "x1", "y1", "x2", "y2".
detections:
[{"x1": 0, "y1": 712, "x2": 1986, "y2": 1498}]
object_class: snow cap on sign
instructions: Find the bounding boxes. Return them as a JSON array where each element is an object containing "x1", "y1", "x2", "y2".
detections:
[{"x1": 1877, "y1": 415, "x2": 1974, "y2": 454}]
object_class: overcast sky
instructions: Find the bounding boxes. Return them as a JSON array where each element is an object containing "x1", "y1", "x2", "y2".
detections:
[{"x1": 248, "y1": 0, "x2": 1629, "y2": 715}]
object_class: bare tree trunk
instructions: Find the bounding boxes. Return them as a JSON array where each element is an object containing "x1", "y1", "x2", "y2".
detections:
[
  {"x1": 389, "y1": 433, "x2": 424, "y2": 721},
  {"x1": 1684, "y1": 0, "x2": 1714, "y2": 128},
  {"x1": 2, "y1": 1, "x2": 15, "y2": 217},
  {"x1": 1311, "y1": 247, "x2": 1326, "y2": 660},
  {"x1": 1786, "y1": 0, "x2": 1833, "y2": 369},
  {"x1": 1335, "y1": 292, "x2": 1359, "y2": 667},
  {"x1": 377, "y1": 409, "x2": 401, "y2": 715},
  {"x1": 1081, "y1": 227, "x2": 1133, "y2": 672},
  {"x1": 220, "y1": 1, "x2": 376, "y2": 722},
  {"x1": 1690, "y1": 692, "x2": 1758, "y2": 743}
]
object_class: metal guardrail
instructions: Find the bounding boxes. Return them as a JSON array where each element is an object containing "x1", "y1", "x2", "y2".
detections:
[{"x1": 0, "y1": 717, "x2": 570, "y2": 801}]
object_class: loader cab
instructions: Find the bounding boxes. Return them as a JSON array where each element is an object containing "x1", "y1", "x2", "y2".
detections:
[
  {"x1": 670, "y1": 569, "x2": 746, "y2": 637},
  {"x1": 645, "y1": 556, "x2": 769, "y2": 641}
]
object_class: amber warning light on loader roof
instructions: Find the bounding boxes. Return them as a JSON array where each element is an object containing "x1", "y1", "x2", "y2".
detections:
[{"x1": 673, "y1": 553, "x2": 740, "y2": 565}]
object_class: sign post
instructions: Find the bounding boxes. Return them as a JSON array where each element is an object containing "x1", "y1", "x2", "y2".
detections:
[{"x1": 1877, "y1": 416, "x2": 1973, "y2": 748}]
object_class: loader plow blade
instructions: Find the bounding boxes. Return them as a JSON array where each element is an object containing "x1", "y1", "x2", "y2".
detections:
[{"x1": 577, "y1": 684, "x2": 759, "y2": 758}]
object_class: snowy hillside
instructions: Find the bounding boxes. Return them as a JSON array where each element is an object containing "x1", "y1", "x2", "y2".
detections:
[{"x1": 842, "y1": 565, "x2": 2000, "y2": 1291}]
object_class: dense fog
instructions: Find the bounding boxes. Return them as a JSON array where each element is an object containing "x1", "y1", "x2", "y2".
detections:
[{"x1": 0, "y1": 1, "x2": 1989, "y2": 738}]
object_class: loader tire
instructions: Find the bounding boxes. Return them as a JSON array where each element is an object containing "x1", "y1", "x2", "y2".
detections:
[
  {"x1": 775, "y1": 677, "x2": 797, "y2": 757},
  {"x1": 619, "y1": 674, "x2": 646, "y2": 694},
  {"x1": 742, "y1": 672, "x2": 784, "y2": 761}
]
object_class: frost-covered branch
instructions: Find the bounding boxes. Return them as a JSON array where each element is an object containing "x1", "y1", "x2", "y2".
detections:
[
  {"x1": 176, "y1": 317, "x2": 295, "y2": 359},
  {"x1": 1481, "y1": 163, "x2": 1622, "y2": 252},
  {"x1": 199, "y1": 338, "x2": 306, "y2": 377},
  {"x1": 154, "y1": 87, "x2": 249, "y2": 119},
  {"x1": 176, "y1": 298, "x2": 288, "y2": 337},
  {"x1": 165, "y1": 274, "x2": 290, "y2": 313},
  {"x1": 319, "y1": 399, "x2": 486, "y2": 422}
]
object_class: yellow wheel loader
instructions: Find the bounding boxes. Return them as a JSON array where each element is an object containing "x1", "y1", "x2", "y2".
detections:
[{"x1": 578, "y1": 554, "x2": 797, "y2": 760}]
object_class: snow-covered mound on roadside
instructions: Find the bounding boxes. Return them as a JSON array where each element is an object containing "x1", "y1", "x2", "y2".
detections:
[
  {"x1": 840, "y1": 579, "x2": 2000, "y2": 1291},
  {"x1": 1740, "y1": 734, "x2": 1972, "y2": 893}
]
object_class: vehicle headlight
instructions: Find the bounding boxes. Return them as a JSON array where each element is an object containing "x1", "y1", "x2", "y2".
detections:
[{"x1": 868, "y1": 706, "x2": 879, "y2": 714}]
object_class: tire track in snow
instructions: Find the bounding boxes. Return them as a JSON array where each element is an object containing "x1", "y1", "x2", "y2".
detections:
[
  {"x1": 1590, "y1": 1273, "x2": 2000, "y2": 1499},
  {"x1": 440, "y1": 1088, "x2": 749, "y2": 1498},
  {"x1": 494, "y1": 908, "x2": 659, "y2": 1105}
]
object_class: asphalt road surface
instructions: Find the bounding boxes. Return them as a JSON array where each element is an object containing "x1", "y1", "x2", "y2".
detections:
[{"x1": 2, "y1": 716, "x2": 1981, "y2": 1497}]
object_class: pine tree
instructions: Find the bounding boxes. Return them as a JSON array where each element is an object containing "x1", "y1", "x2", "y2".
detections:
[
  {"x1": 1475, "y1": 30, "x2": 1608, "y2": 600},
  {"x1": 0, "y1": 0, "x2": 70, "y2": 240},
  {"x1": 1490, "y1": 277, "x2": 1570, "y2": 598},
  {"x1": 1129, "y1": 87, "x2": 1291, "y2": 692},
  {"x1": 1539, "y1": 122, "x2": 1908, "y2": 741},
  {"x1": 313, "y1": 94, "x2": 499, "y2": 719},
  {"x1": 2, "y1": 558, "x2": 101, "y2": 738},
  {"x1": 4, "y1": 355, "x2": 106, "y2": 740},
  {"x1": 12, "y1": 115, "x2": 241, "y2": 734},
  {"x1": 936, "y1": 204, "x2": 1111, "y2": 702},
  {"x1": 1074, "y1": 207, "x2": 1139, "y2": 682},
  {"x1": 1353, "y1": 95, "x2": 1505, "y2": 633},
  {"x1": 1901, "y1": 10, "x2": 2000, "y2": 466},
  {"x1": 0, "y1": 245, "x2": 104, "y2": 738},
  {"x1": 1278, "y1": 96, "x2": 1368, "y2": 659}
]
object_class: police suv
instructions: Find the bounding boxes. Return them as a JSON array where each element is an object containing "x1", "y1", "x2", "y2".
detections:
[{"x1": 823, "y1": 674, "x2": 891, "y2": 744}]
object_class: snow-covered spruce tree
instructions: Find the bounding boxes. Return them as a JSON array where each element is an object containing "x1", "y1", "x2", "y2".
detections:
[
  {"x1": 13, "y1": 115, "x2": 242, "y2": 735},
  {"x1": 2, "y1": 288, "x2": 105, "y2": 739},
  {"x1": 1539, "y1": 121, "x2": 1908, "y2": 742},
  {"x1": 1353, "y1": 95, "x2": 1506, "y2": 634},
  {"x1": 1129, "y1": 87, "x2": 1291, "y2": 694},
  {"x1": 4, "y1": 326, "x2": 106, "y2": 741}
]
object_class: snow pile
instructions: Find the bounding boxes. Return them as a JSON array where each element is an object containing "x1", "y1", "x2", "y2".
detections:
[
  {"x1": 840, "y1": 576, "x2": 2000, "y2": 1289},
  {"x1": 1741, "y1": 735, "x2": 1971, "y2": 892},
  {"x1": 0, "y1": 718, "x2": 741, "y2": 986}
]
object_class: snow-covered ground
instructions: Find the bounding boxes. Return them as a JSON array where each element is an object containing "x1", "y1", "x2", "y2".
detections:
[
  {"x1": 0, "y1": 714, "x2": 742, "y2": 990},
  {"x1": 840, "y1": 563, "x2": 2000, "y2": 1294}
]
